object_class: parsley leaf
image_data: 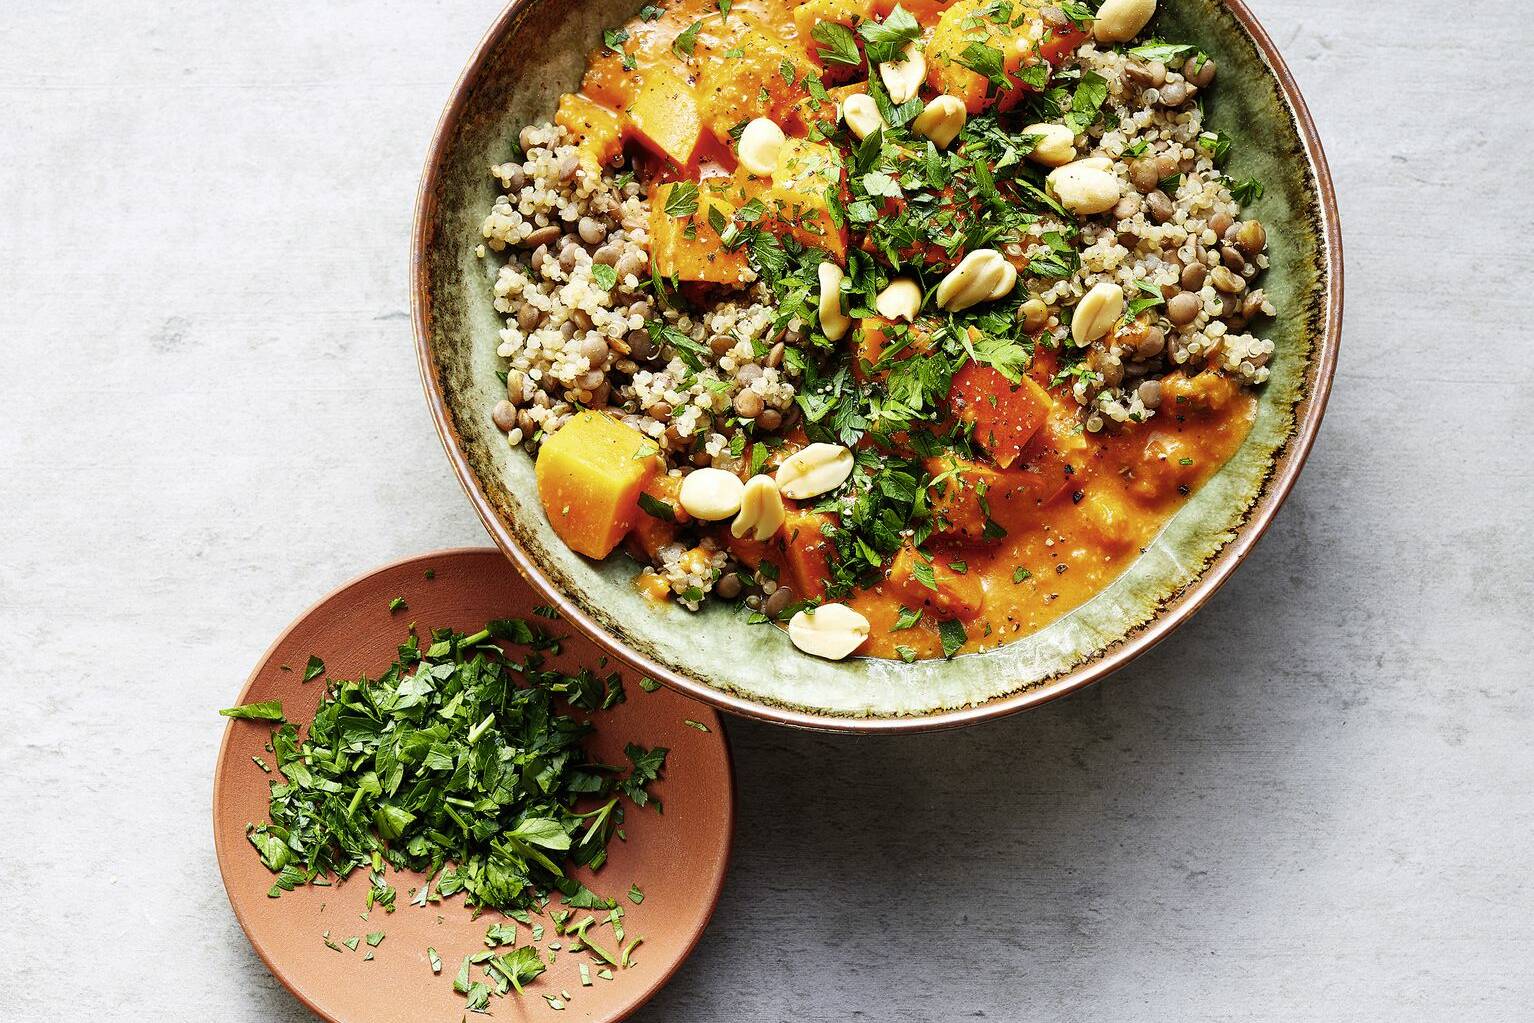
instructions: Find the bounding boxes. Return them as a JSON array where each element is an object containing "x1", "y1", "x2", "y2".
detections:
[
  {"x1": 241, "y1": 620, "x2": 667, "y2": 930},
  {"x1": 663, "y1": 181, "x2": 699, "y2": 217},
  {"x1": 811, "y1": 21, "x2": 862, "y2": 68},
  {"x1": 859, "y1": 5, "x2": 921, "y2": 64},
  {"x1": 591, "y1": 263, "x2": 618, "y2": 291},
  {"x1": 938, "y1": 618, "x2": 967, "y2": 658},
  {"x1": 1063, "y1": 71, "x2": 1108, "y2": 134},
  {"x1": 672, "y1": 20, "x2": 704, "y2": 59},
  {"x1": 957, "y1": 42, "x2": 1008, "y2": 90},
  {"x1": 219, "y1": 700, "x2": 285, "y2": 722},
  {"x1": 1128, "y1": 40, "x2": 1197, "y2": 63}
]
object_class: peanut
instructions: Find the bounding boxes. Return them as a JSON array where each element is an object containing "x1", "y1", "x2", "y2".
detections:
[
  {"x1": 874, "y1": 277, "x2": 922, "y2": 322},
  {"x1": 936, "y1": 249, "x2": 1014, "y2": 312},
  {"x1": 878, "y1": 42, "x2": 926, "y2": 105},
  {"x1": 1023, "y1": 122, "x2": 1077, "y2": 167},
  {"x1": 678, "y1": 467, "x2": 745, "y2": 521},
  {"x1": 912, "y1": 95, "x2": 966, "y2": 149},
  {"x1": 817, "y1": 262, "x2": 851, "y2": 341},
  {"x1": 731, "y1": 474, "x2": 787, "y2": 541},
  {"x1": 1094, "y1": 0, "x2": 1158, "y2": 44},
  {"x1": 1046, "y1": 157, "x2": 1122, "y2": 215},
  {"x1": 787, "y1": 603, "x2": 871, "y2": 660},
  {"x1": 736, "y1": 117, "x2": 784, "y2": 177},
  {"x1": 842, "y1": 93, "x2": 885, "y2": 140},
  {"x1": 775, "y1": 442, "x2": 855, "y2": 500},
  {"x1": 1070, "y1": 281, "x2": 1125, "y2": 346}
]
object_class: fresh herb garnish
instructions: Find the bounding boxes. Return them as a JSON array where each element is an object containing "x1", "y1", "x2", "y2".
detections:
[
  {"x1": 811, "y1": 21, "x2": 863, "y2": 68},
  {"x1": 220, "y1": 700, "x2": 285, "y2": 722},
  {"x1": 672, "y1": 20, "x2": 703, "y2": 59},
  {"x1": 245, "y1": 620, "x2": 667, "y2": 919},
  {"x1": 937, "y1": 618, "x2": 967, "y2": 658},
  {"x1": 859, "y1": 6, "x2": 921, "y2": 65}
]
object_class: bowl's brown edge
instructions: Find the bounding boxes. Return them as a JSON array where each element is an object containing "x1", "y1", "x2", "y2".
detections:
[
  {"x1": 410, "y1": 0, "x2": 1344, "y2": 734},
  {"x1": 212, "y1": 547, "x2": 736, "y2": 1023}
]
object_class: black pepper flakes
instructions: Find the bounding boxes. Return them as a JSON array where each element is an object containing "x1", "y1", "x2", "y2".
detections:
[{"x1": 1071, "y1": 490, "x2": 1084, "y2": 504}]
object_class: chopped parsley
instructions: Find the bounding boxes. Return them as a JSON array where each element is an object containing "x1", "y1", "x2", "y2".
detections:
[
  {"x1": 811, "y1": 21, "x2": 862, "y2": 68},
  {"x1": 671, "y1": 20, "x2": 703, "y2": 59},
  {"x1": 219, "y1": 699, "x2": 285, "y2": 722},
  {"x1": 242, "y1": 619, "x2": 666, "y2": 918}
]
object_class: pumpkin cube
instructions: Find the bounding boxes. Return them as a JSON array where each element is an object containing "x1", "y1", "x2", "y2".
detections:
[
  {"x1": 949, "y1": 362, "x2": 1054, "y2": 467},
  {"x1": 794, "y1": 0, "x2": 879, "y2": 81},
  {"x1": 925, "y1": 456, "x2": 1008, "y2": 541},
  {"x1": 1015, "y1": 410, "x2": 1091, "y2": 507},
  {"x1": 556, "y1": 92, "x2": 626, "y2": 173},
  {"x1": 1073, "y1": 486, "x2": 1137, "y2": 554},
  {"x1": 628, "y1": 67, "x2": 702, "y2": 169},
  {"x1": 697, "y1": 26, "x2": 816, "y2": 145},
  {"x1": 649, "y1": 180, "x2": 753, "y2": 285},
  {"x1": 927, "y1": 0, "x2": 1086, "y2": 113},
  {"x1": 536, "y1": 412, "x2": 662, "y2": 559},
  {"x1": 755, "y1": 137, "x2": 848, "y2": 258},
  {"x1": 886, "y1": 546, "x2": 986, "y2": 620},
  {"x1": 780, "y1": 507, "x2": 837, "y2": 601}
]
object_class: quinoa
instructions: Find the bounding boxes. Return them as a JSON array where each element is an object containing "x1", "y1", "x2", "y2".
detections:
[
  {"x1": 478, "y1": 124, "x2": 802, "y2": 469},
  {"x1": 1014, "y1": 42, "x2": 1278, "y2": 432}
]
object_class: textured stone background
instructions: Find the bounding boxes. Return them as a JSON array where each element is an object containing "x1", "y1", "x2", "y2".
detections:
[{"x1": 3, "y1": 1, "x2": 1530, "y2": 1020}]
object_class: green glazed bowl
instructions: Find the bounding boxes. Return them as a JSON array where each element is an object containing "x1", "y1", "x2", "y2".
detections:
[{"x1": 413, "y1": 0, "x2": 1343, "y2": 731}]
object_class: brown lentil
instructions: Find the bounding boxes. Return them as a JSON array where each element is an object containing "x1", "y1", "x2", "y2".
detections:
[
  {"x1": 1184, "y1": 55, "x2": 1216, "y2": 88},
  {"x1": 733, "y1": 389, "x2": 764, "y2": 419},
  {"x1": 1167, "y1": 291, "x2": 1201, "y2": 326},
  {"x1": 521, "y1": 224, "x2": 561, "y2": 248}
]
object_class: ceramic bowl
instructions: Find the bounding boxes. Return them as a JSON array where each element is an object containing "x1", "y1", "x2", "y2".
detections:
[{"x1": 412, "y1": 0, "x2": 1343, "y2": 731}]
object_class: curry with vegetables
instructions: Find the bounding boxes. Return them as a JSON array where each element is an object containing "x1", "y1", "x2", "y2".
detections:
[{"x1": 478, "y1": 0, "x2": 1276, "y2": 662}]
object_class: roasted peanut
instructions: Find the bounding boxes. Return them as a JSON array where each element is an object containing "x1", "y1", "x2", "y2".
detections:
[
  {"x1": 1071, "y1": 281, "x2": 1125, "y2": 346},
  {"x1": 736, "y1": 117, "x2": 784, "y2": 177}
]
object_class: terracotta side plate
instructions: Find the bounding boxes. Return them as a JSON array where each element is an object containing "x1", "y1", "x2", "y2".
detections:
[{"x1": 213, "y1": 548, "x2": 734, "y2": 1023}]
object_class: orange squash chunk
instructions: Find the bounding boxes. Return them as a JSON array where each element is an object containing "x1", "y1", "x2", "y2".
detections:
[
  {"x1": 926, "y1": 456, "x2": 1008, "y2": 541},
  {"x1": 927, "y1": 0, "x2": 1086, "y2": 113},
  {"x1": 628, "y1": 473, "x2": 692, "y2": 561},
  {"x1": 628, "y1": 66, "x2": 702, "y2": 169},
  {"x1": 535, "y1": 412, "x2": 662, "y2": 559},
  {"x1": 1128, "y1": 431, "x2": 1202, "y2": 502},
  {"x1": 556, "y1": 93, "x2": 626, "y2": 173},
  {"x1": 886, "y1": 546, "x2": 985, "y2": 620},
  {"x1": 794, "y1": 0, "x2": 878, "y2": 81},
  {"x1": 649, "y1": 181, "x2": 753, "y2": 285},
  {"x1": 1161, "y1": 370, "x2": 1242, "y2": 412},
  {"x1": 753, "y1": 137, "x2": 848, "y2": 259},
  {"x1": 780, "y1": 507, "x2": 837, "y2": 600},
  {"x1": 1073, "y1": 487, "x2": 1137, "y2": 554},
  {"x1": 1015, "y1": 409, "x2": 1091, "y2": 507},
  {"x1": 696, "y1": 27, "x2": 815, "y2": 144},
  {"x1": 949, "y1": 362, "x2": 1053, "y2": 467}
]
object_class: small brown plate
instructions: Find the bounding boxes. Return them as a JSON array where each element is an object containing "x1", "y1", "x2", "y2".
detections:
[{"x1": 213, "y1": 548, "x2": 734, "y2": 1023}]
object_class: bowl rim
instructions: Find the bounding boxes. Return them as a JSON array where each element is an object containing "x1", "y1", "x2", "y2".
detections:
[{"x1": 411, "y1": 0, "x2": 1344, "y2": 734}]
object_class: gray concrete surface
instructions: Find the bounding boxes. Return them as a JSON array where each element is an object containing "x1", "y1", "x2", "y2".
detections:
[{"x1": 2, "y1": 1, "x2": 1530, "y2": 1020}]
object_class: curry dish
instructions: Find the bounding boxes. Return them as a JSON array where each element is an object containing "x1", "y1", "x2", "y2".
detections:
[{"x1": 476, "y1": 0, "x2": 1274, "y2": 661}]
